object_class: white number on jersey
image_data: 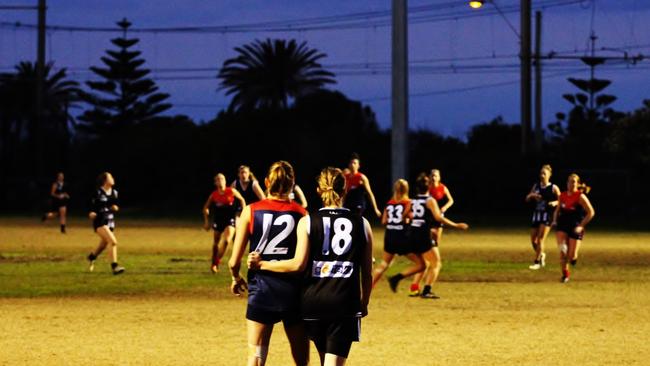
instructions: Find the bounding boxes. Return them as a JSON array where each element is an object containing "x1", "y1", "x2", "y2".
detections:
[
  {"x1": 254, "y1": 214, "x2": 295, "y2": 255},
  {"x1": 321, "y1": 217, "x2": 353, "y2": 256},
  {"x1": 411, "y1": 199, "x2": 426, "y2": 218},
  {"x1": 386, "y1": 205, "x2": 404, "y2": 224}
]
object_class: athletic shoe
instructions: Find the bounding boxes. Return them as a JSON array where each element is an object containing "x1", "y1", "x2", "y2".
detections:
[
  {"x1": 408, "y1": 289, "x2": 420, "y2": 297},
  {"x1": 87, "y1": 254, "x2": 96, "y2": 272},
  {"x1": 421, "y1": 292, "x2": 440, "y2": 299},
  {"x1": 561, "y1": 276, "x2": 569, "y2": 283},
  {"x1": 211, "y1": 264, "x2": 219, "y2": 274},
  {"x1": 112, "y1": 266, "x2": 125, "y2": 275},
  {"x1": 570, "y1": 259, "x2": 577, "y2": 267},
  {"x1": 529, "y1": 262, "x2": 541, "y2": 270},
  {"x1": 540, "y1": 252, "x2": 546, "y2": 267},
  {"x1": 388, "y1": 275, "x2": 401, "y2": 293}
]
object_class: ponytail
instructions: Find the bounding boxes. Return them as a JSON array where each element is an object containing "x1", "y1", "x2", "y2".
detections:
[
  {"x1": 266, "y1": 161, "x2": 295, "y2": 197},
  {"x1": 392, "y1": 179, "x2": 409, "y2": 201},
  {"x1": 318, "y1": 167, "x2": 345, "y2": 207},
  {"x1": 568, "y1": 173, "x2": 591, "y2": 195}
]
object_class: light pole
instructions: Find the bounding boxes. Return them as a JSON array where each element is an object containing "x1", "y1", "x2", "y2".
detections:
[
  {"x1": 392, "y1": 0, "x2": 408, "y2": 182},
  {"x1": 470, "y1": 0, "x2": 532, "y2": 156}
]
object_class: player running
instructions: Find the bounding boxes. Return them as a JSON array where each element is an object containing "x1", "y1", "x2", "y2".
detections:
[
  {"x1": 231, "y1": 165, "x2": 265, "y2": 217},
  {"x1": 552, "y1": 173, "x2": 595, "y2": 283},
  {"x1": 228, "y1": 161, "x2": 309, "y2": 366},
  {"x1": 86, "y1": 172, "x2": 125, "y2": 275},
  {"x1": 248, "y1": 167, "x2": 373, "y2": 366},
  {"x1": 41, "y1": 172, "x2": 70, "y2": 233},
  {"x1": 409, "y1": 169, "x2": 454, "y2": 295},
  {"x1": 203, "y1": 173, "x2": 246, "y2": 273},
  {"x1": 342, "y1": 153, "x2": 381, "y2": 218},
  {"x1": 405, "y1": 173, "x2": 469, "y2": 299},
  {"x1": 525, "y1": 164, "x2": 560, "y2": 270},
  {"x1": 372, "y1": 179, "x2": 426, "y2": 291}
]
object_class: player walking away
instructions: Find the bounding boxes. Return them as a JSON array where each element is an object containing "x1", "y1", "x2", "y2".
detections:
[
  {"x1": 232, "y1": 165, "x2": 265, "y2": 217},
  {"x1": 342, "y1": 153, "x2": 381, "y2": 218},
  {"x1": 372, "y1": 179, "x2": 426, "y2": 290},
  {"x1": 289, "y1": 184, "x2": 308, "y2": 209},
  {"x1": 204, "y1": 173, "x2": 246, "y2": 273},
  {"x1": 405, "y1": 173, "x2": 469, "y2": 299},
  {"x1": 86, "y1": 172, "x2": 125, "y2": 275},
  {"x1": 409, "y1": 169, "x2": 455, "y2": 295},
  {"x1": 248, "y1": 167, "x2": 373, "y2": 366},
  {"x1": 228, "y1": 161, "x2": 309, "y2": 366},
  {"x1": 552, "y1": 174, "x2": 595, "y2": 283},
  {"x1": 41, "y1": 172, "x2": 70, "y2": 233},
  {"x1": 525, "y1": 164, "x2": 561, "y2": 270}
]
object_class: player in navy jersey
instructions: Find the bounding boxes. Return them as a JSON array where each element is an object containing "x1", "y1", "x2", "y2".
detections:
[
  {"x1": 525, "y1": 164, "x2": 561, "y2": 270},
  {"x1": 409, "y1": 169, "x2": 455, "y2": 295},
  {"x1": 204, "y1": 173, "x2": 246, "y2": 273},
  {"x1": 342, "y1": 153, "x2": 381, "y2": 218},
  {"x1": 231, "y1": 165, "x2": 266, "y2": 217},
  {"x1": 86, "y1": 172, "x2": 125, "y2": 275},
  {"x1": 402, "y1": 173, "x2": 468, "y2": 299},
  {"x1": 228, "y1": 161, "x2": 309, "y2": 366},
  {"x1": 248, "y1": 167, "x2": 373, "y2": 366},
  {"x1": 41, "y1": 172, "x2": 70, "y2": 233},
  {"x1": 552, "y1": 173, "x2": 595, "y2": 283},
  {"x1": 372, "y1": 179, "x2": 426, "y2": 289}
]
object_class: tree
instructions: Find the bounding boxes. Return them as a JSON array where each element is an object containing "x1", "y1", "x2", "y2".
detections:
[
  {"x1": 217, "y1": 39, "x2": 336, "y2": 112},
  {"x1": 78, "y1": 18, "x2": 171, "y2": 134}
]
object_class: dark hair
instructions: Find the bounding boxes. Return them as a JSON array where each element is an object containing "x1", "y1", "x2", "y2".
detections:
[
  {"x1": 349, "y1": 152, "x2": 360, "y2": 163},
  {"x1": 96, "y1": 172, "x2": 110, "y2": 187},
  {"x1": 415, "y1": 173, "x2": 430, "y2": 194}
]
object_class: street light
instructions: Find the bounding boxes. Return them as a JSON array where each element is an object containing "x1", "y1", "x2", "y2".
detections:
[{"x1": 469, "y1": 1, "x2": 484, "y2": 9}]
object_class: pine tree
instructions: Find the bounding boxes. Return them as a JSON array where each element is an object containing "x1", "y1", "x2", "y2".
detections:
[{"x1": 79, "y1": 18, "x2": 171, "y2": 134}]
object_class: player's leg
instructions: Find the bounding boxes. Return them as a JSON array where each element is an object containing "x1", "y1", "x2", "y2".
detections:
[
  {"x1": 96, "y1": 225, "x2": 124, "y2": 274},
  {"x1": 247, "y1": 320, "x2": 274, "y2": 366},
  {"x1": 218, "y1": 225, "x2": 236, "y2": 265},
  {"x1": 420, "y1": 247, "x2": 442, "y2": 299},
  {"x1": 283, "y1": 321, "x2": 309, "y2": 366},
  {"x1": 372, "y1": 252, "x2": 394, "y2": 287},
  {"x1": 410, "y1": 249, "x2": 433, "y2": 296},
  {"x1": 87, "y1": 236, "x2": 107, "y2": 272},
  {"x1": 211, "y1": 230, "x2": 223, "y2": 273},
  {"x1": 568, "y1": 237, "x2": 580, "y2": 268},
  {"x1": 388, "y1": 253, "x2": 425, "y2": 292},
  {"x1": 537, "y1": 224, "x2": 551, "y2": 266},
  {"x1": 529, "y1": 226, "x2": 542, "y2": 269},
  {"x1": 324, "y1": 352, "x2": 348, "y2": 366},
  {"x1": 556, "y1": 231, "x2": 569, "y2": 282},
  {"x1": 58, "y1": 205, "x2": 67, "y2": 233}
]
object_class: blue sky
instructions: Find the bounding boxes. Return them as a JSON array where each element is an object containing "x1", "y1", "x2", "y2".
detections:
[{"x1": 1, "y1": 0, "x2": 648, "y2": 138}]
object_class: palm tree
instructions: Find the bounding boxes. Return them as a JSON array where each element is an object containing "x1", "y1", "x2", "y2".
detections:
[{"x1": 218, "y1": 39, "x2": 336, "y2": 112}]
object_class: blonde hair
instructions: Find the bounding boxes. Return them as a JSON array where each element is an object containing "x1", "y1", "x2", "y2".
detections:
[
  {"x1": 266, "y1": 161, "x2": 295, "y2": 197},
  {"x1": 392, "y1": 179, "x2": 409, "y2": 201},
  {"x1": 568, "y1": 173, "x2": 591, "y2": 194},
  {"x1": 541, "y1": 164, "x2": 552, "y2": 175},
  {"x1": 318, "y1": 167, "x2": 345, "y2": 207}
]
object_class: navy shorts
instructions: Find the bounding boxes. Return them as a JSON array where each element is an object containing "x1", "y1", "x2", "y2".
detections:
[
  {"x1": 557, "y1": 223, "x2": 584, "y2": 240},
  {"x1": 384, "y1": 229, "x2": 409, "y2": 255},
  {"x1": 408, "y1": 227, "x2": 433, "y2": 254},
  {"x1": 246, "y1": 305, "x2": 302, "y2": 327},
  {"x1": 305, "y1": 317, "x2": 361, "y2": 358},
  {"x1": 212, "y1": 217, "x2": 235, "y2": 232}
]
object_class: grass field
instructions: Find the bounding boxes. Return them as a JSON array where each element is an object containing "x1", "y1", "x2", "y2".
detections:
[{"x1": 1, "y1": 217, "x2": 649, "y2": 365}]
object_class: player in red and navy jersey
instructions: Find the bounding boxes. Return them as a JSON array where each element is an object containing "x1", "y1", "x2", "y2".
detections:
[
  {"x1": 41, "y1": 172, "x2": 70, "y2": 233},
  {"x1": 525, "y1": 164, "x2": 560, "y2": 270},
  {"x1": 248, "y1": 167, "x2": 373, "y2": 365},
  {"x1": 228, "y1": 161, "x2": 309, "y2": 366},
  {"x1": 86, "y1": 172, "x2": 125, "y2": 275},
  {"x1": 203, "y1": 173, "x2": 245, "y2": 273},
  {"x1": 231, "y1": 165, "x2": 265, "y2": 217},
  {"x1": 342, "y1": 153, "x2": 381, "y2": 218},
  {"x1": 552, "y1": 173, "x2": 595, "y2": 283},
  {"x1": 372, "y1": 179, "x2": 426, "y2": 289},
  {"x1": 402, "y1": 173, "x2": 468, "y2": 299},
  {"x1": 409, "y1": 169, "x2": 455, "y2": 296}
]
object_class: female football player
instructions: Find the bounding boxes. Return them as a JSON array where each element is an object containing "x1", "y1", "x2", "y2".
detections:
[
  {"x1": 552, "y1": 174, "x2": 595, "y2": 283},
  {"x1": 372, "y1": 179, "x2": 426, "y2": 290},
  {"x1": 525, "y1": 164, "x2": 560, "y2": 270},
  {"x1": 343, "y1": 153, "x2": 381, "y2": 218},
  {"x1": 86, "y1": 172, "x2": 125, "y2": 275},
  {"x1": 231, "y1": 165, "x2": 265, "y2": 216},
  {"x1": 248, "y1": 167, "x2": 374, "y2": 366},
  {"x1": 203, "y1": 173, "x2": 246, "y2": 273},
  {"x1": 406, "y1": 173, "x2": 469, "y2": 299},
  {"x1": 228, "y1": 161, "x2": 309, "y2": 366},
  {"x1": 42, "y1": 172, "x2": 70, "y2": 233}
]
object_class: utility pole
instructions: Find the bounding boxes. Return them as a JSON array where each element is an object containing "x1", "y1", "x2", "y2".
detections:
[
  {"x1": 520, "y1": 0, "x2": 532, "y2": 156},
  {"x1": 35, "y1": 0, "x2": 46, "y2": 178},
  {"x1": 533, "y1": 10, "x2": 542, "y2": 154},
  {"x1": 392, "y1": 0, "x2": 408, "y2": 182}
]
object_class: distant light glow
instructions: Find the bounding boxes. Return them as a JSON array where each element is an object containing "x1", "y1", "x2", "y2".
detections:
[{"x1": 469, "y1": 1, "x2": 484, "y2": 9}]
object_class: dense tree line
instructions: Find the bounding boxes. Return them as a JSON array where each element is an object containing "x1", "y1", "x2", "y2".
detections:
[{"x1": 1, "y1": 19, "x2": 648, "y2": 222}]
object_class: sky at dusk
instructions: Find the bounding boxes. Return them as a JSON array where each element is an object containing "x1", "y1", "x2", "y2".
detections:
[{"x1": 1, "y1": 0, "x2": 649, "y2": 138}]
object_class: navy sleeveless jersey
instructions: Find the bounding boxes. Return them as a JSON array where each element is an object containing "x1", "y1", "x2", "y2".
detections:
[
  {"x1": 234, "y1": 179, "x2": 259, "y2": 208},
  {"x1": 301, "y1": 208, "x2": 368, "y2": 320},
  {"x1": 91, "y1": 188, "x2": 118, "y2": 229},
  {"x1": 247, "y1": 199, "x2": 307, "y2": 312},
  {"x1": 410, "y1": 194, "x2": 434, "y2": 231}
]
